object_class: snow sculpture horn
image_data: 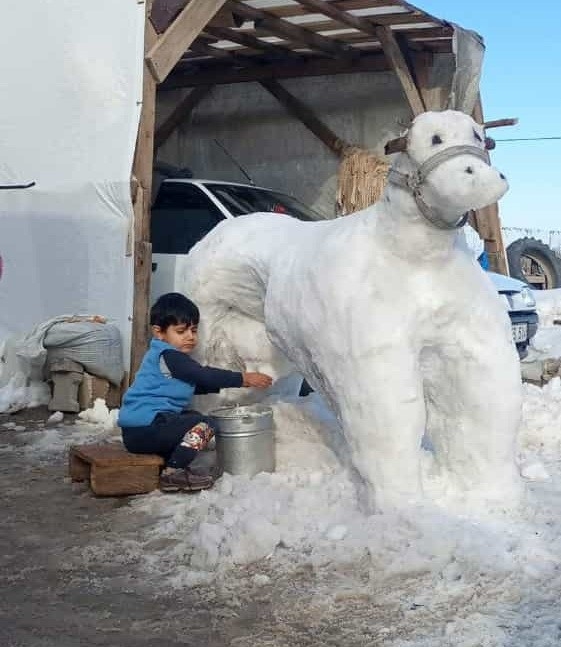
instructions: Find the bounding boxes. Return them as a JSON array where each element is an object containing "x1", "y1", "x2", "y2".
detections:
[{"x1": 384, "y1": 136, "x2": 407, "y2": 155}]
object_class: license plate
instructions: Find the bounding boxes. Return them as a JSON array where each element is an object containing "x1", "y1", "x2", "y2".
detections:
[{"x1": 512, "y1": 323, "x2": 528, "y2": 343}]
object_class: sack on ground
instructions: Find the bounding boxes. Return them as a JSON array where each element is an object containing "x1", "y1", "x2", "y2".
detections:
[{"x1": 44, "y1": 321, "x2": 124, "y2": 386}]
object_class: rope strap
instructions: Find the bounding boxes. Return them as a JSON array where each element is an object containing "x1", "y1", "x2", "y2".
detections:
[{"x1": 387, "y1": 145, "x2": 489, "y2": 230}]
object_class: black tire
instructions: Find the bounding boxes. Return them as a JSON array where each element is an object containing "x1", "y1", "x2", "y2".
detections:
[{"x1": 506, "y1": 237, "x2": 561, "y2": 289}]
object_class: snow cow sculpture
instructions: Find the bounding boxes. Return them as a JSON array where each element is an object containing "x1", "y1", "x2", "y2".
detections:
[{"x1": 178, "y1": 110, "x2": 522, "y2": 511}]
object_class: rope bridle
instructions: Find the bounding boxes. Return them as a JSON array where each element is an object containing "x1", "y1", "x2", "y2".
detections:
[{"x1": 387, "y1": 145, "x2": 490, "y2": 230}]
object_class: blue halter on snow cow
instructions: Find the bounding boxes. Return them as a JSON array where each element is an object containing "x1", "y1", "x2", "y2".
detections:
[{"x1": 178, "y1": 110, "x2": 522, "y2": 513}]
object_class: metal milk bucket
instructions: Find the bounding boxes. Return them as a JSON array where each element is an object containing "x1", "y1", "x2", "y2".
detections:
[{"x1": 210, "y1": 404, "x2": 275, "y2": 477}]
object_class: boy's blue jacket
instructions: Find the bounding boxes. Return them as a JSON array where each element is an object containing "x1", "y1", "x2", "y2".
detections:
[{"x1": 118, "y1": 339, "x2": 196, "y2": 427}]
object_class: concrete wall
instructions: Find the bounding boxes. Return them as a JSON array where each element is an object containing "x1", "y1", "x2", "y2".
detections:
[{"x1": 155, "y1": 62, "x2": 453, "y2": 219}]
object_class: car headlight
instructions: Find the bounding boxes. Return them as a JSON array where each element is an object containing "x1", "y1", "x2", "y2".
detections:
[
  {"x1": 520, "y1": 286, "x2": 536, "y2": 308},
  {"x1": 508, "y1": 287, "x2": 536, "y2": 310}
]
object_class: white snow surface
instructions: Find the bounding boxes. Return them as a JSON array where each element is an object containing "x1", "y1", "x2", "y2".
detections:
[
  {"x1": 17, "y1": 379, "x2": 561, "y2": 646},
  {"x1": 0, "y1": 332, "x2": 50, "y2": 413},
  {"x1": 524, "y1": 289, "x2": 561, "y2": 365},
  {"x1": 6, "y1": 300, "x2": 561, "y2": 644}
]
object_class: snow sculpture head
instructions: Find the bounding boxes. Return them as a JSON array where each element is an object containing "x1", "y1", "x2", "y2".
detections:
[
  {"x1": 384, "y1": 110, "x2": 508, "y2": 228},
  {"x1": 180, "y1": 110, "x2": 522, "y2": 514}
]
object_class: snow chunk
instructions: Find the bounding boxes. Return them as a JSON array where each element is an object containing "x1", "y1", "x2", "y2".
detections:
[
  {"x1": 46, "y1": 411, "x2": 64, "y2": 426},
  {"x1": 252, "y1": 574, "x2": 271, "y2": 586},
  {"x1": 78, "y1": 398, "x2": 118, "y2": 431}
]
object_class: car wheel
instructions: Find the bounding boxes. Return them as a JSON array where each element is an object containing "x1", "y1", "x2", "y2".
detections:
[{"x1": 506, "y1": 237, "x2": 561, "y2": 290}]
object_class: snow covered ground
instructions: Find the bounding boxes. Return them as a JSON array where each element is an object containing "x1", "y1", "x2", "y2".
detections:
[
  {"x1": 2, "y1": 294, "x2": 561, "y2": 645},
  {"x1": 4, "y1": 381, "x2": 561, "y2": 644}
]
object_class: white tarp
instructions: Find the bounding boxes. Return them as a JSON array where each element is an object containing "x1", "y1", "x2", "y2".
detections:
[{"x1": 0, "y1": 0, "x2": 145, "y2": 365}]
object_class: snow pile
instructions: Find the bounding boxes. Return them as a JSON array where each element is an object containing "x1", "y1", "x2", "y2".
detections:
[
  {"x1": 522, "y1": 290, "x2": 561, "y2": 375},
  {"x1": 46, "y1": 411, "x2": 64, "y2": 426},
  {"x1": 101, "y1": 388, "x2": 561, "y2": 592},
  {"x1": 0, "y1": 334, "x2": 50, "y2": 413},
  {"x1": 0, "y1": 376, "x2": 50, "y2": 414},
  {"x1": 518, "y1": 377, "x2": 561, "y2": 461},
  {"x1": 533, "y1": 288, "x2": 561, "y2": 327},
  {"x1": 20, "y1": 398, "x2": 119, "y2": 460},
  {"x1": 78, "y1": 397, "x2": 119, "y2": 431},
  {"x1": 527, "y1": 326, "x2": 561, "y2": 361}
]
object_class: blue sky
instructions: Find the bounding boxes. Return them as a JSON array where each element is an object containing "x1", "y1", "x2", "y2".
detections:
[{"x1": 419, "y1": 0, "x2": 560, "y2": 231}]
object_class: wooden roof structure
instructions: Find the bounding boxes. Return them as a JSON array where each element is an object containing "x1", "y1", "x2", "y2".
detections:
[
  {"x1": 147, "y1": 0, "x2": 464, "y2": 155},
  {"x1": 153, "y1": 0, "x2": 456, "y2": 94}
]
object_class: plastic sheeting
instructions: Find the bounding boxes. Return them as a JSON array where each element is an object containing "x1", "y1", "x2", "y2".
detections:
[
  {"x1": 0, "y1": 0, "x2": 145, "y2": 366},
  {"x1": 448, "y1": 25, "x2": 485, "y2": 115}
]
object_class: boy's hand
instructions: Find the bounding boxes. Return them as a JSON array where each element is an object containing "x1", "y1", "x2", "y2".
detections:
[{"x1": 242, "y1": 372, "x2": 273, "y2": 389}]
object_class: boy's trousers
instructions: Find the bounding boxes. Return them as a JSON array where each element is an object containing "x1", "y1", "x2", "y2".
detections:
[{"x1": 121, "y1": 410, "x2": 216, "y2": 468}]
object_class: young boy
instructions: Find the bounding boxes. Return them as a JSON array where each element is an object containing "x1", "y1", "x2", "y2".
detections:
[{"x1": 118, "y1": 292, "x2": 273, "y2": 492}]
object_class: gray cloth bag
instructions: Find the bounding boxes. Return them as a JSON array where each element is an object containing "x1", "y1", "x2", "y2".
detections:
[{"x1": 43, "y1": 321, "x2": 124, "y2": 386}]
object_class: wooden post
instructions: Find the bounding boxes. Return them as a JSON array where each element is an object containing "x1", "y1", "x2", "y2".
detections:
[
  {"x1": 130, "y1": 10, "x2": 158, "y2": 380},
  {"x1": 130, "y1": 2, "x2": 229, "y2": 380},
  {"x1": 472, "y1": 96, "x2": 509, "y2": 275}
]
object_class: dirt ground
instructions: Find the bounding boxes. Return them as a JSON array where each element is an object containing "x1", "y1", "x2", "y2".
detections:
[{"x1": 1, "y1": 406, "x2": 416, "y2": 647}]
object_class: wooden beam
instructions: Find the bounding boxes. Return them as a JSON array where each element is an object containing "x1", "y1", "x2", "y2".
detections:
[
  {"x1": 259, "y1": 79, "x2": 350, "y2": 157},
  {"x1": 266, "y1": 1, "x2": 409, "y2": 18},
  {"x1": 278, "y1": 22, "x2": 451, "y2": 41},
  {"x1": 204, "y1": 24, "x2": 302, "y2": 60},
  {"x1": 150, "y1": 0, "x2": 186, "y2": 34},
  {"x1": 130, "y1": 15, "x2": 158, "y2": 379},
  {"x1": 472, "y1": 95, "x2": 509, "y2": 275},
  {"x1": 270, "y1": 4, "x2": 433, "y2": 27},
  {"x1": 225, "y1": 0, "x2": 357, "y2": 60},
  {"x1": 483, "y1": 118, "x2": 519, "y2": 129},
  {"x1": 187, "y1": 38, "x2": 234, "y2": 60},
  {"x1": 146, "y1": 0, "x2": 228, "y2": 83},
  {"x1": 410, "y1": 51, "x2": 451, "y2": 112},
  {"x1": 162, "y1": 52, "x2": 390, "y2": 88},
  {"x1": 294, "y1": 0, "x2": 380, "y2": 38},
  {"x1": 375, "y1": 26, "x2": 425, "y2": 116},
  {"x1": 185, "y1": 37, "x2": 262, "y2": 67},
  {"x1": 209, "y1": 7, "x2": 241, "y2": 28},
  {"x1": 154, "y1": 85, "x2": 213, "y2": 150}
]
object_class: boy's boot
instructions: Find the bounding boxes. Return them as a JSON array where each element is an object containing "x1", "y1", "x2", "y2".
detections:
[{"x1": 159, "y1": 466, "x2": 213, "y2": 492}]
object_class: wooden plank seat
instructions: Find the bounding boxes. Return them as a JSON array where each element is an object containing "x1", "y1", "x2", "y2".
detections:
[{"x1": 69, "y1": 443, "x2": 164, "y2": 496}]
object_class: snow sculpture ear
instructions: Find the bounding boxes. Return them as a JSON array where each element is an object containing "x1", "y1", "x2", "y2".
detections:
[{"x1": 384, "y1": 136, "x2": 408, "y2": 155}]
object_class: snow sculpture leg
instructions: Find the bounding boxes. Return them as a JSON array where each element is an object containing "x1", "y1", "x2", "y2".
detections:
[
  {"x1": 423, "y1": 323, "x2": 522, "y2": 507},
  {"x1": 339, "y1": 347, "x2": 426, "y2": 510}
]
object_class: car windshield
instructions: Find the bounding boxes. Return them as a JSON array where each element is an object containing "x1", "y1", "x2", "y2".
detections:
[{"x1": 203, "y1": 183, "x2": 321, "y2": 221}]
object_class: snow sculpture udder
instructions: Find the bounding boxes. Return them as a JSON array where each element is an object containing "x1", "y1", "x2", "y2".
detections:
[{"x1": 179, "y1": 111, "x2": 522, "y2": 511}]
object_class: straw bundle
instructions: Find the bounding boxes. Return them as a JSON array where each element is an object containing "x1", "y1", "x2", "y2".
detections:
[{"x1": 336, "y1": 147, "x2": 390, "y2": 216}]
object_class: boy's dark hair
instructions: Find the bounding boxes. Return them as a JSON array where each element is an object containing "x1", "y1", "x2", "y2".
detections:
[{"x1": 150, "y1": 293, "x2": 200, "y2": 330}]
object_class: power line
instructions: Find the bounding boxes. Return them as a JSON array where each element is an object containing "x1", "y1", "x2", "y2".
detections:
[{"x1": 495, "y1": 136, "x2": 561, "y2": 142}]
